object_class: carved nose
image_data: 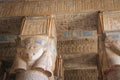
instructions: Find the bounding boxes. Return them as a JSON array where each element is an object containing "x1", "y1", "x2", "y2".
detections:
[{"x1": 26, "y1": 53, "x2": 32, "y2": 60}]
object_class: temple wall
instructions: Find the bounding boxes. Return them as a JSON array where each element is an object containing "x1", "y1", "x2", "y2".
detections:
[
  {"x1": 0, "y1": 1, "x2": 120, "y2": 79},
  {"x1": 0, "y1": 0, "x2": 120, "y2": 17}
]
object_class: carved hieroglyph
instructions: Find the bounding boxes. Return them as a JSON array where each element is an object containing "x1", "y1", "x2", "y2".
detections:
[
  {"x1": 104, "y1": 32, "x2": 120, "y2": 80},
  {"x1": 57, "y1": 31, "x2": 98, "y2": 54},
  {"x1": 56, "y1": 13, "x2": 98, "y2": 41},
  {"x1": 103, "y1": 12, "x2": 120, "y2": 32},
  {"x1": 0, "y1": 17, "x2": 22, "y2": 35},
  {"x1": 10, "y1": 16, "x2": 57, "y2": 80}
]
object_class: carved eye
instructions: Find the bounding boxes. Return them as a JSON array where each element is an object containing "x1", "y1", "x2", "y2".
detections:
[{"x1": 33, "y1": 53, "x2": 35, "y2": 55}]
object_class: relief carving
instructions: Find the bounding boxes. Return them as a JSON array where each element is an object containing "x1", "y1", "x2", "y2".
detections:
[
  {"x1": 57, "y1": 38, "x2": 98, "y2": 54},
  {"x1": 10, "y1": 16, "x2": 57, "y2": 80},
  {"x1": 104, "y1": 32, "x2": 120, "y2": 80},
  {"x1": 0, "y1": 17, "x2": 22, "y2": 35},
  {"x1": 56, "y1": 13, "x2": 98, "y2": 40},
  {"x1": 103, "y1": 12, "x2": 120, "y2": 31}
]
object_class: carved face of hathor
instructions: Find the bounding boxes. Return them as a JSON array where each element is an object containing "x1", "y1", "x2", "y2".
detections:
[{"x1": 17, "y1": 36, "x2": 48, "y2": 61}]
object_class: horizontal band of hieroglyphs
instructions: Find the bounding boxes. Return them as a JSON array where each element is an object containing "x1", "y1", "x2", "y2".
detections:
[
  {"x1": 64, "y1": 63, "x2": 97, "y2": 69},
  {"x1": 57, "y1": 38, "x2": 98, "y2": 54},
  {"x1": 0, "y1": 43, "x2": 17, "y2": 60},
  {"x1": 64, "y1": 69, "x2": 98, "y2": 80},
  {"x1": 0, "y1": 17, "x2": 23, "y2": 35},
  {"x1": 56, "y1": 13, "x2": 98, "y2": 32},
  {"x1": 58, "y1": 30, "x2": 97, "y2": 40},
  {"x1": 0, "y1": 47, "x2": 16, "y2": 59},
  {"x1": 0, "y1": 35, "x2": 17, "y2": 43},
  {"x1": 64, "y1": 54, "x2": 97, "y2": 63}
]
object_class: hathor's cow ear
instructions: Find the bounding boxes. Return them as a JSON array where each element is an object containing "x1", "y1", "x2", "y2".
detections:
[{"x1": 48, "y1": 15, "x2": 57, "y2": 38}]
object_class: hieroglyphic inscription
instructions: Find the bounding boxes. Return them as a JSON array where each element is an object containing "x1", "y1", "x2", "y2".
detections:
[
  {"x1": 0, "y1": 17, "x2": 23, "y2": 35},
  {"x1": 0, "y1": 35, "x2": 17, "y2": 43},
  {"x1": 57, "y1": 38, "x2": 98, "y2": 54},
  {"x1": 63, "y1": 54, "x2": 97, "y2": 69},
  {"x1": 103, "y1": 12, "x2": 120, "y2": 31},
  {"x1": 56, "y1": 12, "x2": 98, "y2": 40},
  {"x1": 21, "y1": 17, "x2": 49, "y2": 35},
  {"x1": 64, "y1": 69, "x2": 98, "y2": 80},
  {"x1": 0, "y1": 43, "x2": 16, "y2": 60},
  {"x1": 0, "y1": 47, "x2": 16, "y2": 59},
  {"x1": 58, "y1": 30, "x2": 97, "y2": 40}
]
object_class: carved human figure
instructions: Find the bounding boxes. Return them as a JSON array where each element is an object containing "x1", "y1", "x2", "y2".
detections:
[{"x1": 11, "y1": 36, "x2": 57, "y2": 80}]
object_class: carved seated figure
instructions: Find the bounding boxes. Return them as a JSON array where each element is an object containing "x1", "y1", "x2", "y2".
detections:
[{"x1": 10, "y1": 36, "x2": 57, "y2": 80}]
